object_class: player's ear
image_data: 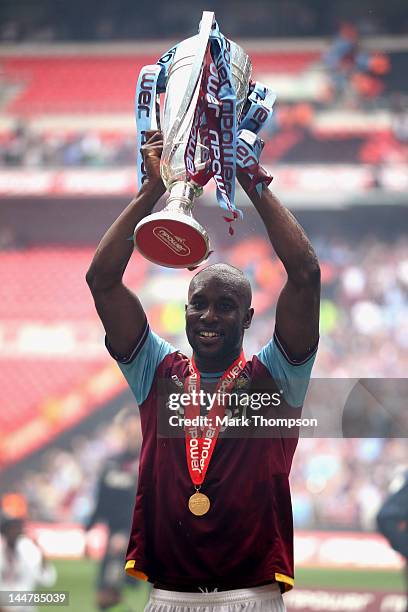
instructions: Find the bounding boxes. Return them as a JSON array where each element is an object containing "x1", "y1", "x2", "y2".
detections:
[{"x1": 243, "y1": 308, "x2": 254, "y2": 330}]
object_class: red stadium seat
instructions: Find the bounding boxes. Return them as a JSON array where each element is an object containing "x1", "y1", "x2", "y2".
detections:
[
  {"x1": 2, "y1": 53, "x2": 318, "y2": 115},
  {"x1": 0, "y1": 247, "x2": 147, "y2": 447}
]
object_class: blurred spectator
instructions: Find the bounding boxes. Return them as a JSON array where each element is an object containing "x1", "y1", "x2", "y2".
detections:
[
  {"x1": 377, "y1": 470, "x2": 408, "y2": 611},
  {"x1": 0, "y1": 125, "x2": 136, "y2": 168},
  {"x1": 292, "y1": 439, "x2": 407, "y2": 530},
  {"x1": 323, "y1": 22, "x2": 390, "y2": 107},
  {"x1": 0, "y1": 495, "x2": 57, "y2": 612},
  {"x1": 84, "y1": 413, "x2": 144, "y2": 611},
  {"x1": 391, "y1": 94, "x2": 408, "y2": 145}
]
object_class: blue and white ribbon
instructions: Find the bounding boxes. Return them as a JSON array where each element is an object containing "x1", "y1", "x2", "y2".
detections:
[
  {"x1": 135, "y1": 64, "x2": 163, "y2": 188},
  {"x1": 208, "y1": 21, "x2": 239, "y2": 219},
  {"x1": 237, "y1": 81, "x2": 276, "y2": 195},
  {"x1": 134, "y1": 43, "x2": 180, "y2": 188},
  {"x1": 239, "y1": 81, "x2": 276, "y2": 134},
  {"x1": 236, "y1": 129, "x2": 271, "y2": 196}
]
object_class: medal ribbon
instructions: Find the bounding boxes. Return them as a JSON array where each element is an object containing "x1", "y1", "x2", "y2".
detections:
[{"x1": 184, "y1": 351, "x2": 246, "y2": 487}]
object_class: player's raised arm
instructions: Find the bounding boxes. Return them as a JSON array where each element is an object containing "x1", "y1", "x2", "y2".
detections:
[
  {"x1": 238, "y1": 170, "x2": 320, "y2": 361},
  {"x1": 86, "y1": 131, "x2": 165, "y2": 358}
]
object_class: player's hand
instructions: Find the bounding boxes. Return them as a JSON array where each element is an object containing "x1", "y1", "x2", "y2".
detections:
[
  {"x1": 141, "y1": 130, "x2": 166, "y2": 195},
  {"x1": 236, "y1": 166, "x2": 254, "y2": 193}
]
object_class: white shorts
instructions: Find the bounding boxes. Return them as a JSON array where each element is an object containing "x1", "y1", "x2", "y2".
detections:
[{"x1": 144, "y1": 583, "x2": 286, "y2": 612}]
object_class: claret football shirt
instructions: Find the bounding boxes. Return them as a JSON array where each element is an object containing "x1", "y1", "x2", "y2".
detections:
[{"x1": 106, "y1": 321, "x2": 317, "y2": 592}]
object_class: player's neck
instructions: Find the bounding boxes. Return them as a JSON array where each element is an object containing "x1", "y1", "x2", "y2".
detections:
[{"x1": 193, "y1": 348, "x2": 242, "y2": 374}]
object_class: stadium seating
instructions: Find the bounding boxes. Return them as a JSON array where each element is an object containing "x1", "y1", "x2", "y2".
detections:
[
  {"x1": 1, "y1": 48, "x2": 405, "y2": 169},
  {"x1": 0, "y1": 361, "x2": 102, "y2": 432},
  {"x1": 0, "y1": 247, "x2": 147, "y2": 444},
  {"x1": 2, "y1": 52, "x2": 319, "y2": 115}
]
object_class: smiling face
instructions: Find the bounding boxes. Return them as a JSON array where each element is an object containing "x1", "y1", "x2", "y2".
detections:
[{"x1": 185, "y1": 265, "x2": 254, "y2": 372}]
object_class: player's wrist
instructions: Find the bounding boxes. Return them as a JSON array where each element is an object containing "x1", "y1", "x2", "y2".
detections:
[
  {"x1": 130, "y1": 181, "x2": 165, "y2": 216},
  {"x1": 139, "y1": 178, "x2": 166, "y2": 201}
]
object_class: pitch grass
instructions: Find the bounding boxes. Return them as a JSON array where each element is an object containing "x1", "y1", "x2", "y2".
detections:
[
  {"x1": 296, "y1": 566, "x2": 404, "y2": 591},
  {"x1": 39, "y1": 559, "x2": 405, "y2": 612}
]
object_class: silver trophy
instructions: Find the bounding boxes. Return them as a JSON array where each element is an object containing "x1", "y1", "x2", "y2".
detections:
[{"x1": 134, "y1": 11, "x2": 252, "y2": 268}]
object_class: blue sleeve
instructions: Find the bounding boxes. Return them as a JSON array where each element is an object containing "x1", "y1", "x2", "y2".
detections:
[
  {"x1": 106, "y1": 321, "x2": 175, "y2": 406},
  {"x1": 256, "y1": 332, "x2": 318, "y2": 408}
]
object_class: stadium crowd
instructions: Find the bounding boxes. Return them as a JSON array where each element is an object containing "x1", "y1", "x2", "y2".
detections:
[
  {"x1": 311, "y1": 235, "x2": 408, "y2": 378},
  {"x1": 0, "y1": 125, "x2": 136, "y2": 168},
  {"x1": 218, "y1": 234, "x2": 408, "y2": 379},
  {"x1": 0, "y1": 102, "x2": 315, "y2": 168},
  {"x1": 3, "y1": 104, "x2": 408, "y2": 168}
]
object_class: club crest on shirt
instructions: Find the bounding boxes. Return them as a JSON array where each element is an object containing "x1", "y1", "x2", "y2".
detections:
[{"x1": 231, "y1": 375, "x2": 250, "y2": 391}]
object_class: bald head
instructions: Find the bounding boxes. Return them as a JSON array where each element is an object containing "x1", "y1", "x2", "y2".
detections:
[
  {"x1": 188, "y1": 263, "x2": 252, "y2": 309},
  {"x1": 186, "y1": 263, "x2": 254, "y2": 369}
]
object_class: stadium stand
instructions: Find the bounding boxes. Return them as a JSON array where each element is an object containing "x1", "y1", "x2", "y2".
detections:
[
  {"x1": 1, "y1": 37, "x2": 407, "y2": 172},
  {"x1": 0, "y1": 247, "x2": 149, "y2": 463},
  {"x1": 0, "y1": 52, "x2": 318, "y2": 116}
]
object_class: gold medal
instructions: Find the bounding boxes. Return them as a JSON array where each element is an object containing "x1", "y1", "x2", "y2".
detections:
[{"x1": 188, "y1": 492, "x2": 210, "y2": 516}]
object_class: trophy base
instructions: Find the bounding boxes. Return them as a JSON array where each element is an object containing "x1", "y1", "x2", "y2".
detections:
[{"x1": 134, "y1": 211, "x2": 210, "y2": 269}]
